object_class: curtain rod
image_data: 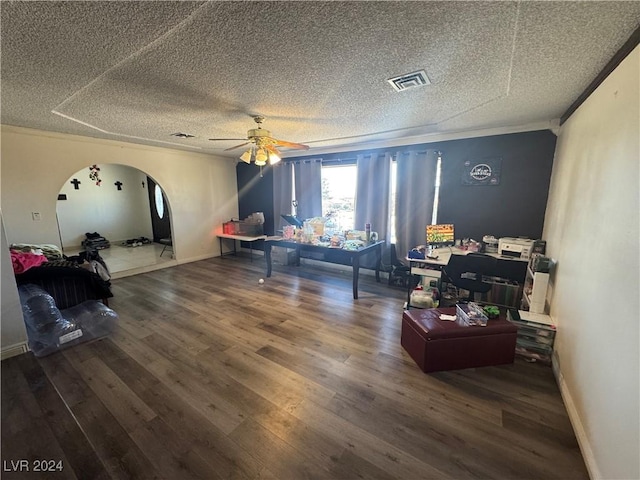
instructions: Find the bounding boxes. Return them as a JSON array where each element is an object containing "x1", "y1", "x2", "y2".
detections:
[{"x1": 284, "y1": 149, "x2": 441, "y2": 164}]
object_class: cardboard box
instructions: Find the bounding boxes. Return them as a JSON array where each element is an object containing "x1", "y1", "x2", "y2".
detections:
[{"x1": 271, "y1": 246, "x2": 297, "y2": 265}]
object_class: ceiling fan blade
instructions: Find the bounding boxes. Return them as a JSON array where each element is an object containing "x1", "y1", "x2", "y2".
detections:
[
  {"x1": 224, "y1": 142, "x2": 252, "y2": 151},
  {"x1": 265, "y1": 144, "x2": 282, "y2": 156},
  {"x1": 272, "y1": 138, "x2": 310, "y2": 150}
]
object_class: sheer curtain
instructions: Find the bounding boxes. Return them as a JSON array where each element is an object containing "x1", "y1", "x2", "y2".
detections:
[
  {"x1": 294, "y1": 159, "x2": 322, "y2": 220},
  {"x1": 354, "y1": 152, "x2": 392, "y2": 241},
  {"x1": 394, "y1": 150, "x2": 439, "y2": 264},
  {"x1": 272, "y1": 162, "x2": 293, "y2": 233}
]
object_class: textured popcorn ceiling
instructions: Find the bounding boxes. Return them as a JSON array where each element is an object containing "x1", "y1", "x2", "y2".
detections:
[{"x1": 1, "y1": 1, "x2": 638, "y2": 157}]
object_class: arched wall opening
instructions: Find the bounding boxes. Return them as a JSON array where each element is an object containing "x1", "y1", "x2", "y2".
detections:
[{"x1": 56, "y1": 163, "x2": 175, "y2": 276}]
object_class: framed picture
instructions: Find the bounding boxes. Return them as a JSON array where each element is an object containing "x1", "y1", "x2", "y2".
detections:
[{"x1": 461, "y1": 157, "x2": 502, "y2": 186}]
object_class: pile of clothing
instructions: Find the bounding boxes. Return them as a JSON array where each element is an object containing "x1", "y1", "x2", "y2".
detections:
[
  {"x1": 10, "y1": 243, "x2": 64, "y2": 274},
  {"x1": 81, "y1": 232, "x2": 110, "y2": 250},
  {"x1": 122, "y1": 236, "x2": 151, "y2": 247},
  {"x1": 64, "y1": 249, "x2": 111, "y2": 283},
  {"x1": 11, "y1": 249, "x2": 49, "y2": 274},
  {"x1": 10, "y1": 243, "x2": 63, "y2": 260}
]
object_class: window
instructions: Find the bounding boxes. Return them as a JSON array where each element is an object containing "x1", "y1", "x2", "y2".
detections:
[
  {"x1": 390, "y1": 159, "x2": 397, "y2": 244},
  {"x1": 296, "y1": 150, "x2": 439, "y2": 243},
  {"x1": 432, "y1": 152, "x2": 442, "y2": 224},
  {"x1": 321, "y1": 164, "x2": 357, "y2": 231}
]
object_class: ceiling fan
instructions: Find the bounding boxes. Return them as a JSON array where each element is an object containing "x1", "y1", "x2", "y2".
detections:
[{"x1": 209, "y1": 115, "x2": 309, "y2": 166}]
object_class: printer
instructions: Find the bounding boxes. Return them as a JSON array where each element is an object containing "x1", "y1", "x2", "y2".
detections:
[{"x1": 498, "y1": 237, "x2": 535, "y2": 260}]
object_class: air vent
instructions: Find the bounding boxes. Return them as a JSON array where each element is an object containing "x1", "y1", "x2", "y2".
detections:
[
  {"x1": 170, "y1": 132, "x2": 195, "y2": 138},
  {"x1": 387, "y1": 70, "x2": 431, "y2": 92}
]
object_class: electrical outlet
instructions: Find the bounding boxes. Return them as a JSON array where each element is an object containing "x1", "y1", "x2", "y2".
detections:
[{"x1": 32, "y1": 212, "x2": 41, "y2": 221}]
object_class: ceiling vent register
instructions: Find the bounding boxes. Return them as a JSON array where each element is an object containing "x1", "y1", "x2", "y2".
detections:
[{"x1": 387, "y1": 70, "x2": 431, "y2": 92}]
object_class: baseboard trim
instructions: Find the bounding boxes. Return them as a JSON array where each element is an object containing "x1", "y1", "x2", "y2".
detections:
[
  {"x1": 1, "y1": 342, "x2": 29, "y2": 360},
  {"x1": 111, "y1": 259, "x2": 179, "y2": 279},
  {"x1": 110, "y1": 252, "x2": 253, "y2": 279},
  {"x1": 177, "y1": 253, "x2": 217, "y2": 264},
  {"x1": 552, "y1": 352, "x2": 599, "y2": 480}
]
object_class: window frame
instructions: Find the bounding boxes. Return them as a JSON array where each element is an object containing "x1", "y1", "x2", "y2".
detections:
[{"x1": 320, "y1": 160, "x2": 357, "y2": 231}]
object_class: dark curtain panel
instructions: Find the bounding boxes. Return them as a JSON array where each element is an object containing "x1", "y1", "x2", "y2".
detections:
[
  {"x1": 272, "y1": 162, "x2": 294, "y2": 233},
  {"x1": 394, "y1": 150, "x2": 438, "y2": 264},
  {"x1": 355, "y1": 152, "x2": 392, "y2": 241},
  {"x1": 294, "y1": 159, "x2": 322, "y2": 221}
]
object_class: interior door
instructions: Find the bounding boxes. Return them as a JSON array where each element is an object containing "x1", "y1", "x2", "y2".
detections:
[{"x1": 147, "y1": 177, "x2": 172, "y2": 242}]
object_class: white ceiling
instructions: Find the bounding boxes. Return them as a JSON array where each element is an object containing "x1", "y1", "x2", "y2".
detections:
[{"x1": 1, "y1": 1, "x2": 639, "y2": 158}]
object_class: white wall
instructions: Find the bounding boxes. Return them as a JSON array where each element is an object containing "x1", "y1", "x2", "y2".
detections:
[
  {"x1": 0, "y1": 210, "x2": 28, "y2": 355},
  {"x1": 544, "y1": 46, "x2": 639, "y2": 479},
  {"x1": 58, "y1": 164, "x2": 154, "y2": 248}
]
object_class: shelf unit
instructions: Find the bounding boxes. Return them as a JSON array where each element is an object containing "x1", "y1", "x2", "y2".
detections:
[
  {"x1": 508, "y1": 309, "x2": 556, "y2": 364},
  {"x1": 521, "y1": 265, "x2": 549, "y2": 314}
]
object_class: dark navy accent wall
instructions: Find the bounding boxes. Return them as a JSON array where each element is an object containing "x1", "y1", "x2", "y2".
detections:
[
  {"x1": 433, "y1": 130, "x2": 556, "y2": 242},
  {"x1": 236, "y1": 130, "x2": 557, "y2": 248},
  {"x1": 236, "y1": 164, "x2": 274, "y2": 251}
]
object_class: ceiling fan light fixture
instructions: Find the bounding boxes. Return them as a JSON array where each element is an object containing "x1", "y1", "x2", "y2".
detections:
[
  {"x1": 254, "y1": 148, "x2": 268, "y2": 166},
  {"x1": 268, "y1": 151, "x2": 281, "y2": 165},
  {"x1": 211, "y1": 116, "x2": 309, "y2": 168},
  {"x1": 239, "y1": 148, "x2": 253, "y2": 163}
]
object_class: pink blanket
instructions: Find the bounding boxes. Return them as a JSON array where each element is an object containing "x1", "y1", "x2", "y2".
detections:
[{"x1": 11, "y1": 250, "x2": 48, "y2": 274}]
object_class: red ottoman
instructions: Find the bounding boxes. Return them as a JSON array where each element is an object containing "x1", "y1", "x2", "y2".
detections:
[{"x1": 401, "y1": 307, "x2": 517, "y2": 373}]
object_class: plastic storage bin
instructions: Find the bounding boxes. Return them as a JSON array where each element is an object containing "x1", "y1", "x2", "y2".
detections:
[
  {"x1": 223, "y1": 221, "x2": 264, "y2": 236},
  {"x1": 18, "y1": 284, "x2": 118, "y2": 357},
  {"x1": 456, "y1": 302, "x2": 489, "y2": 326}
]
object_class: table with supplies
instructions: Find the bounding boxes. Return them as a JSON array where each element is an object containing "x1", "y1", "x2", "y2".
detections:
[{"x1": 264, "y1": 238, "x2": 384, "y2": 299}]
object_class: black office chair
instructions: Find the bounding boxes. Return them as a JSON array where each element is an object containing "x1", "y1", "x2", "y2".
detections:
[
  {"x1": 386, "y1": 244, "x2": 415, "y2": 288},
  {"x1": 441, "y1": 253, "x2": 497, "y2": 302}
]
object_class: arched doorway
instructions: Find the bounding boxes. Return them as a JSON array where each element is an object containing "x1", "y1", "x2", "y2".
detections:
[{"x1": 56, "y1": 164, "x2": 175, "y2": 277}]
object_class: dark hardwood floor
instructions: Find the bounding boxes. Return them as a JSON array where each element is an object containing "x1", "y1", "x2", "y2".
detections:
[{"x1": 2, "y1": 255, "x2": 588, "y2": 479}]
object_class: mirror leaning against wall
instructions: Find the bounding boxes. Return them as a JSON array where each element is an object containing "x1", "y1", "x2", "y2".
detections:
[{"x1": 56, "y1": 164, "x2": 174, "y2": 277}]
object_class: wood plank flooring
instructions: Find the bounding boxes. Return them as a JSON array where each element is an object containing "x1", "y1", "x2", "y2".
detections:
[{"x1": 1, "y1": 255, "x2": 589, "y2": 479}]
